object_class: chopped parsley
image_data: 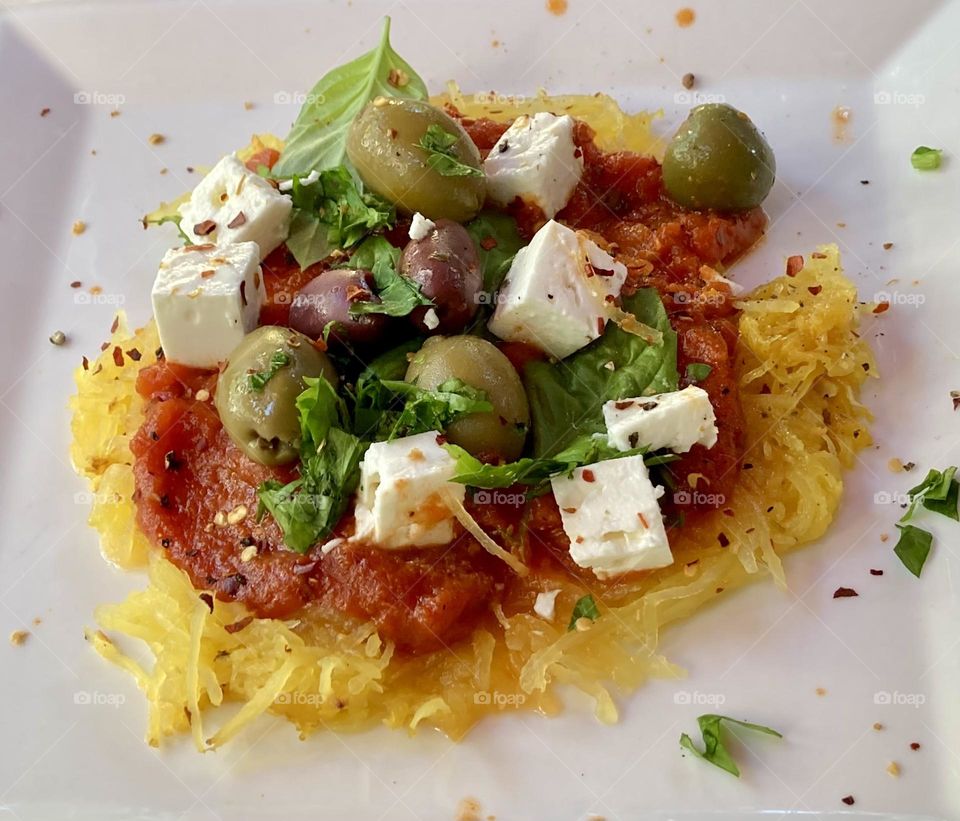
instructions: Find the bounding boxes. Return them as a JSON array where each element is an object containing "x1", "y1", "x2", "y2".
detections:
[
  {"x1": 910, "y1": 146, "x2": 942, "y2": 171},
  {"x1": 345, "y1": 236, "x2": 433, "y2": 318},
  {"x1": 680, "y1": 715, "x2": 782, "y2": 777},
  {"x1": 892, "y1": 465, "x2": 959, "y2": 577},
  {"x1": 248, "y1": 351, "x2": 292, "y2": 391},
  {"x1": 418, "y1": 124, "x2": 483, "y2": 177},
  {"x1": 568, "y1": 594, "x2": 600, "y2": 630}
]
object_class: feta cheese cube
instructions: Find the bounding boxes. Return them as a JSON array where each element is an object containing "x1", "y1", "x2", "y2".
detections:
[
  {"x1": 551, "y1": 454, "x2": 673, "y2": 579},
  {"x1": 487, "y1": 219, "x2": 626, "y2": 359},
  {"x1": 484, "y1": 113, "x2": 583, "y2": 218},
  {"x1": 151, "y1": 241, "x2": 265, "y2": 368},
  {"x1": 178, "y1": 154, "x2": 292, "y2": 259},
  {"x1": 408, "y1": 212, "x2": 436, "y2": 241},
  {"x1": 353, "y1": 431, "x2": 465, "y2": 549},
  {"x1": 603, "y1": 386, "x2": 718, "y2": 453}
]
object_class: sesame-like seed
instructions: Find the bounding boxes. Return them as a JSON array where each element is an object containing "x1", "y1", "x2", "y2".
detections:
[{"x1": 240, "y1": 545, "x2": 258, "y2": 562}]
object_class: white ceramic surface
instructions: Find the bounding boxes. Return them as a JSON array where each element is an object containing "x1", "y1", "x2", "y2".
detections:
[{"x1": 1, "y1": 1, "x2": 958, "y2": 819}]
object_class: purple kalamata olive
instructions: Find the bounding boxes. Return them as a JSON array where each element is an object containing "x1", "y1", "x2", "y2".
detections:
[{"x1": 288, "y1": 268, "x2": 390, "y2": 347}]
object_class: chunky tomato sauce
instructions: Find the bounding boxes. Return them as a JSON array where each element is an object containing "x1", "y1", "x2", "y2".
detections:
[{"x1": 131, "y1": 116, "x2": 765, "y2": 653}]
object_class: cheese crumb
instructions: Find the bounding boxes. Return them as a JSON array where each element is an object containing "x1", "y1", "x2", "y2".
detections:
[
  {"x1": 408, "y1": 212, "x2": 436, "y2": 241},
  {"x1": 240, "y1": 545, "x2": 258, "y2": 562},
  {"x1": 148, "y1": 133, "x2": 165, "y2": 145},
  {"x1": 72, "y1": 220, "x2": 86, "y2": 236},
  {"x1": 533, "y1": 589, "x2": 561, "y2": 621},
  {"x1": 873, "y1": 722, "x2": 884, "y2": 731},
  {"x1": 886, "y1": 761, "x2": 901, "y2": 777},
  {"x1": 888, "y1": 457, "x2": 905, "y2": 473},
  {"x1": 9, "y1": 630, "x2": 29, "y2": 646},
  {"x1": 422, "y1": 307, "x2": 440, "y2": 330},
  {"x1": 194, "y1": 389, "x2": 210, "y2": 402}
]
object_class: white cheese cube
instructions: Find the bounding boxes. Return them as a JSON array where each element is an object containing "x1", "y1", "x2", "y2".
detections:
[
  {"x1": 151, "y1": 241, "x2": 265, "y2": 368},
  {"x1": 487, "y1": 219, "x2": 626, "y2": 359},
  {"x1": 551, "y1": 454, "x2": 673, "y2": 579},
  {"x1": 353, "y1": 431, "x2": 464, "y2": 549},
  {"x1": 603, "y1": 386, "x2": 718, "y2": 454},
  {"x1": 408, "y1": 212, "x2": 436, "y2": 241},
  {"x1": 484, "y1": 113, "x2": 583, "y2": 218},
  {"x1": 178, "y1": 154, "x2": 292, "y2": 259}
]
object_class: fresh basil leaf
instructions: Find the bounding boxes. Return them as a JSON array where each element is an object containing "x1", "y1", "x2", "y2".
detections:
[
  {"x1": 273, "y1": 17, "x2": 428, "y2": 177},
  {"x1": 285, "y1": 167, "x2": 394, "y2": 270},
  {"x1": 257, "y1": 377, "x2": 364, "y2": 553},
  {"x1": 900, "y1": 466, "x2": 958, "y2": 524},
  {"x1": 911, "y1": 146, "x2": 942, "y2": 171},
  {"x1": 568, "y1": 594, "x2": 600, "y2": 630},
  {"x1": 893, "y1": 523, "x2": 934, "y2": 578},
  {"x1": 418, "y1": 124, "x2": 483, "y2": 177},
  {"x1": 346, "y1": 236, "x2": 432, "y2": 317},
  {"x1": 465, "y1": 211, "x2": 525, "y2": 293},
  {"x1": 679, "y1": 715, "x2": 782, "y2": 777},
  {"x1": 248, "y1": 351, "x2": 292, "y2": 391},
  {"x1": 685, "y1": 363, "x2": 712, "y2": 383},
  {"x1": 524, "y1": 288, "x2": 678, "y2": 457}
]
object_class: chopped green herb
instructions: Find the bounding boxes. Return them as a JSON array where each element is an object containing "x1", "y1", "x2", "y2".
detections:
[
  {"x1": 248, "y1": 351, "x2": 292, "y2": 391},
  {"x1": 893, "y1": 524, "x2": 933, "y2": 578},
  {"x1": 911, "y1": 146, "x2": 942, "y2": 171},
  {"x1": 284, "y1": 167, "x2": 394, "y2": 269},
  {"x1": 345, "y1": 236, "x2": 433, "y2": 318},
  {"x1": 890, "y1": 465, "x2": 958, "y2": 577},
  {"x1": 417, "y1": 124, "x2": 483, "y2": 177},
  {"x1": 685, "y1": 363, "x2": 712, "y2": 383},
  {"x1": 679, "y1": 715, "x2": 782, "y2": 777},
  {"x1": 568, "y1": 594, "x2": 600, "y2": 630},
  {"x1": 257, "y1": 377, "x2": 365, "y2": 553}
]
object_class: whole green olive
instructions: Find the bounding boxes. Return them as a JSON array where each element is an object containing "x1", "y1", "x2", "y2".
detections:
[
  {"x1": 346, "y1": 98, "x2": 484, "y2": 222},
  {"x1": 216, "y1": 326, "x2": 337, "y2": 466},
  {"x1": 406, "y1": 335, "x2": 529, "y2": 462},
  {"x1": 662, "y1": 103, "x2": 776, "y2": 211}
]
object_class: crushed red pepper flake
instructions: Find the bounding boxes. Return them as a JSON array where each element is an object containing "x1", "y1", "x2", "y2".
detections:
[
  {"x1": 873, "y1": 301, "x2": 890, "y2": 314},
  {"x1": 480, "y1": 235, "x2": 498, "y2": 251},
  {"x1": 110, "y1": 315, "x2": 120, "y2": 334},
  {"x1": 841, "y1": 796, "x2": 855, "y2": 806},
  {"x1": 82, "y1": 355, "x2": 90, "y2": 370},
  {"x1": 40, "y1": 107, "x2": 51, "y2": 117},
  {"x1": 225, "y1": 616, "x2": 253, "y2": 634},
  {"x1": 833, "y1": 586, "x2": 858, "y2": 598},
  {"x1": 869, "y1": 568, "x2": 883, "y2": 576},
  {"x1": 910, "y1": 742, "x2": 921, "y2": 751},
  {"x1": 950, "y1": 390, "x2": 960, "y2": 411},
  {"x1": 786, "y1": 255, "x2": 804, "y2": 277},
  {"x1": 112, "y1": 346, "x2": 124, "y2": 367},
  {"x1": 70, "y1": 280, "x2": 82, "y2": 288},
  {"x1": 227, "y1": 211, "x2": 247, "y2": 229},
  {"x1": 199, "y1": 592, "x2": 214, "y2": 613},
  {"x1": 808, "y1": 285, "x2": 823, "y2": 295},
  {"x1": 581, "y1": 469, "x2": 596, "y2": 483},
  {"x1": 194, "y1": 219, "x2": 216, "y2": 236}
]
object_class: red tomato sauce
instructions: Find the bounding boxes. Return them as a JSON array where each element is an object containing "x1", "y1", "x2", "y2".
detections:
[{"x1": 131, "y1": 114, "x2": 765, "y2": 653}]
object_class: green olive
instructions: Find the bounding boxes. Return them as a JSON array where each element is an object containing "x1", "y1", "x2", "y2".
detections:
[
  {"x1": 406, "y1": 336, "x2": 529, "y2": 462},
  {"x1": 346, "y1": 98, "x2": 484, "y2": 222},
  {"x1": 216, "y1": 326, "x2": 337, "y2": 466},
  {"x1": 662, "y1": 103, "x2": 776, "y2": 211}
]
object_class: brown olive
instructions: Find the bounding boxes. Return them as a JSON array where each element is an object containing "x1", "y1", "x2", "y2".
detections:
[
  {"x1": 216, "y1": 326, "x2": 337, "y2": 466},
  {"x1": 346, "y1": 98, "x2": 484, "y2": 222},
  {"x1": 288, "y1": 269, "x2": 391, "y2": 348},
  {"x1": 406, "y1": 335, "x2": 529, "y2": 462},
  {"x1": 400, "y1": 219, "x2": 481, "y2": 334}
]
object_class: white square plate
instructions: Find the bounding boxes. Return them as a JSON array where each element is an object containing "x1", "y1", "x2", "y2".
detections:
[{"x1": 1, "y1": 1, "x2": 958, "y2": 819}]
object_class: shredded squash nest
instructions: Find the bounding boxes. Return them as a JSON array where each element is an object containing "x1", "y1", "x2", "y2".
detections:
[{"x1": 70, "y1": 97, "x2": 874, "y2": 750}]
